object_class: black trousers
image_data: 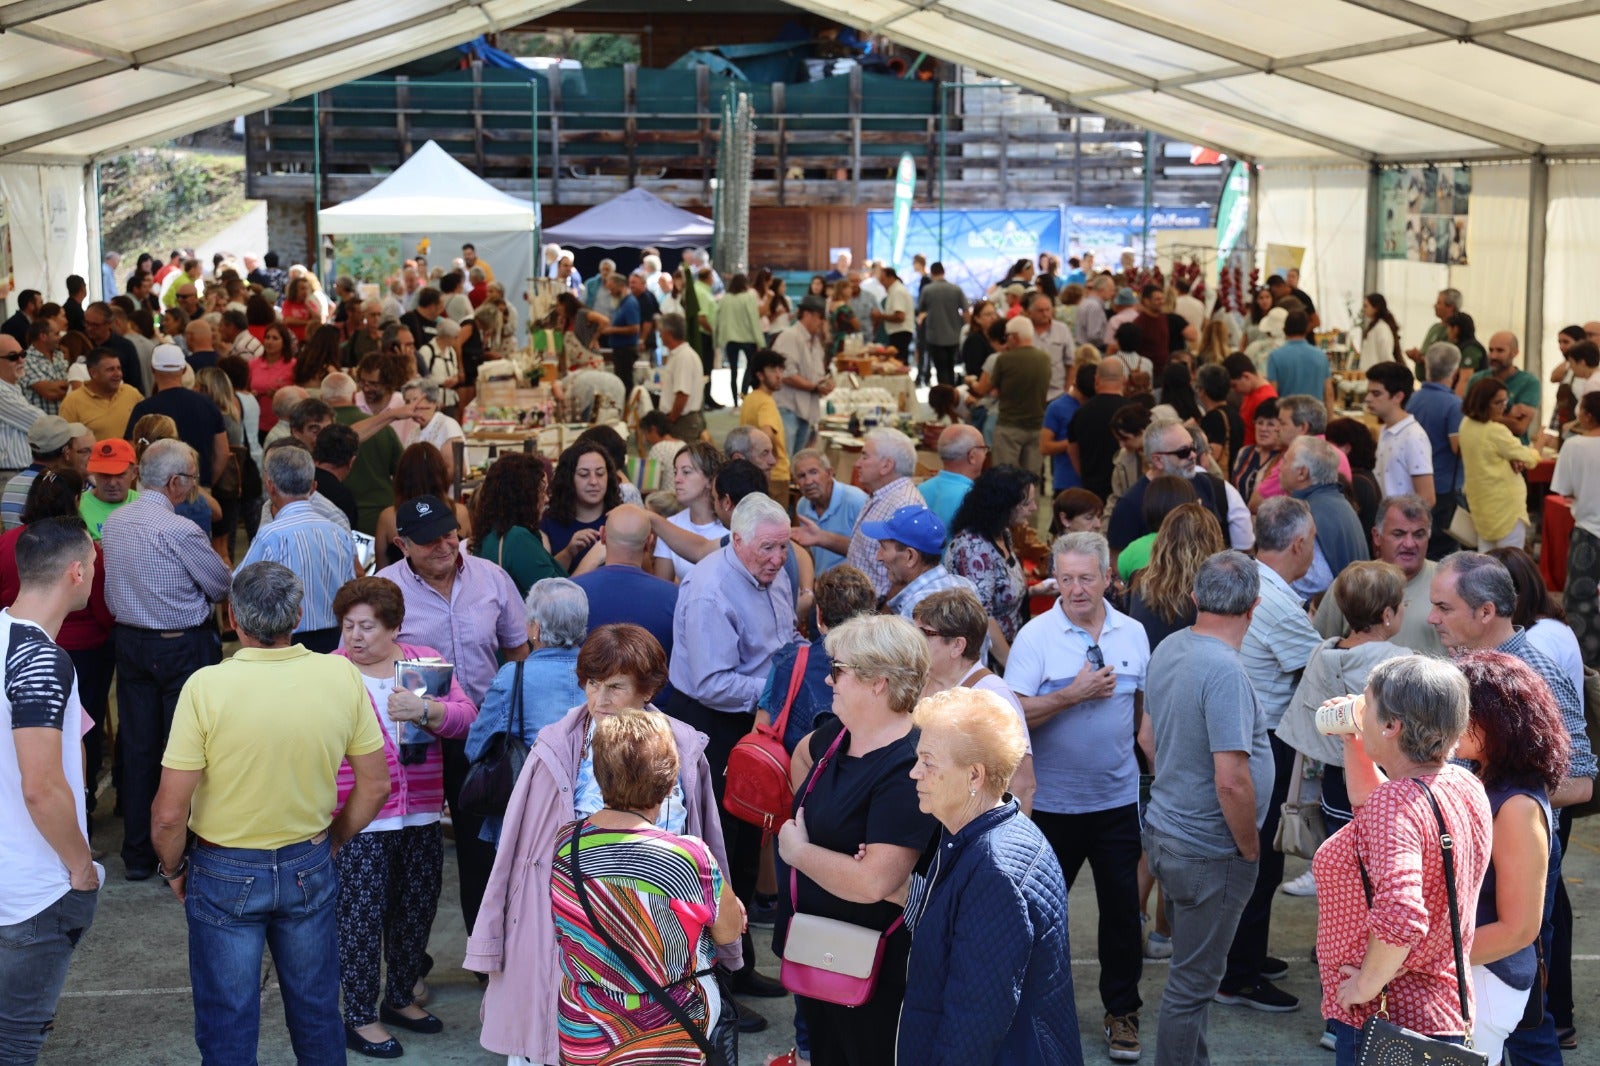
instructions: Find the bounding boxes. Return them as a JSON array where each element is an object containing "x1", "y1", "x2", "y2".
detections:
[
  {"x1": 886, "y1": 331, "x2": 913, "y2": 365},
  {"x1": 610, "y1": 346, "x2": 638, "y2": 385},
  {"x1": 1034, "y1": 803, "x2": 1144, "y2": 1015},
  {"x1": 1549, "y1": 806, "x2": 1575, "y2": 1029},
  {"x1": 440, "y1": 738, "x2": 494, "y2": 937},
  {"x1": 797, "y1": 928, "x2": 911, "y2": 1066},
  {"x1": 293, "y1": 627, "x2": 341, "y2": 654},
  {"x1": 925, "y1": 343, "x2": 959, "y2": 387},
  {"x1": 664, "y1": 692, "x2": 760, "y2": 973},
  {"x1": 1221, "y1": 732, "x2": 1296, "y2": 991},
  {"x1": 67, "y1": 641, "x2": 114, "y2": 814},
  {"x1": 114, "y1": 624, "x2": 220, "y2": 869},
  {"x1": 725, "y1": 341, "x2": 759, "y2": 398},
  {"x1": 334, "y1": 825, "x2": 443, "y2": 1028}
]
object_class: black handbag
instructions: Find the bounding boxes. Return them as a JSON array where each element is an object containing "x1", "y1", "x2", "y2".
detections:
[
  {"x1": 1355, "y1": 778, "x2": 1488, "y2": 1066},
  {"x1": 566, "y1": 822, "x2": 739, "y2": 1065},
  {"x1": 456, "y1": 661, "x2": 528, "y2": 818}
]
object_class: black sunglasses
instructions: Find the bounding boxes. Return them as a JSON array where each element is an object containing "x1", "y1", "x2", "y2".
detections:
[
  {"x1": 0, "y1": 354, "x2": 23, "y2": 363},
  {"x1": 1086, "y1": 643, "x2": 1105, "y2": 670},
  {"x1": 1154, "y1": 445, "x2": 1197, "y2": 460}
]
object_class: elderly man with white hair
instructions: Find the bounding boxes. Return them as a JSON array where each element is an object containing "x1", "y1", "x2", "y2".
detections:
[
  {"x1": 794, "y1": 426, "x2": 925, "y2": 598},
  {"x1": 990, "y1": 315, "x2": 1053, "y2": 476},
  {"x1": 1279, "y1": 435, "x2": 1369, "y2": 598},
  {"x1": 666, "y1": 493, "x2": 796, "y2": 1001},
  {"x1": 918, "y1": 423, "x2": 986, "y2": 530}
]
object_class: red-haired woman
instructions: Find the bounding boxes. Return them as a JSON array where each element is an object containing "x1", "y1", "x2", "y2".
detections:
[{"x1": 1454, "y1": 652, "x2": 1570, "y2": 1066}]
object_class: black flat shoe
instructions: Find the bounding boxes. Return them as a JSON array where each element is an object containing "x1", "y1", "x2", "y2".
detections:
[
  {"x1": 736, "y1": 1001, "x2": 768, "y2": 1034},
  {"x1": 732, "y1": 968, "x2": 786, "y2": 998},
  {"x1": 380, "y1": 1004, "x2": 443, "y2": 1035},
  {"x1": 346, "y1": 1025, "x2": 402, "y2": 1059}
]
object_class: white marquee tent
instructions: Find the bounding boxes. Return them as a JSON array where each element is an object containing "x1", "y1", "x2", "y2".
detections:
[
  {"x1": 316, "y1": 140, "x2": 538, "y2": 234},
  {"x1": 3, "y1": 0, "x2": 1599, "y2": 385}
]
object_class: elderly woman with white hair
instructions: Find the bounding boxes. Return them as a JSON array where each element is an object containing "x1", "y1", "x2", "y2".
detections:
[
  {"x1": 897, "y1": 687, "x2": 1081, "y2": 1065},
  {"x1": 419, "y1": 316, "x2": 463, "y2": 408},
  {"x1": 466, "y1": 577, "x2": 589, "y2": 844},
  {"x1": 331, "y1": 575, "x2": 479, "y2": 1058},
  {"x1": 776, "y1": 613, "x2": 939, "y2": 1065},
  {"x1": 401, "y1": 378, "x2": 464, "y2": 478}
]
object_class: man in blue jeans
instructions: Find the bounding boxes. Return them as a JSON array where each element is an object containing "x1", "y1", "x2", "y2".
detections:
[
  {"x1": 1143, "y1": 549, "x2": 1274, "y2": 1066},
  {"x1": 152, "y1": 562, "x2": 389, "y2": 1063},
  {"x1": 0, "y1": 517, "x2": 103, "y2": 1064}
]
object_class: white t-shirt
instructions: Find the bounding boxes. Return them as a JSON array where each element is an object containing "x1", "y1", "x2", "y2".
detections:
[
  {"x1": 653, "y1": 509, "x2": 728, "y2": 582},
  {"x1": 1526, "y1": 618, "x2": 1585, "y2": 711},
  {"x1": 883, "y1": 281, "x2": 916, "y2": 332},
  {"x1": 959, "y1": 662, "x2": 1032, "y2": 755},
  {"x1": 648, "y1": 440, "x2": 682, "y2": 491},
  {"x1": 1375, "y1": 415, "x2": 1434, "y2": 498},
  {"x1": 661, "y1": 343, "x2": 704, "y2": 416},
  {"x1": 1552, "y1": 434, "x2": 1600, "y2": 540},
  {"x1": 358, "y1": 671, "x2": 440, "y2": 834},
  {"x1": 0, "y1": 610, "x2": 99, "y2": 924},
  {"x1": 417, "y1": 412, "x2": 465, "y2": 455}
]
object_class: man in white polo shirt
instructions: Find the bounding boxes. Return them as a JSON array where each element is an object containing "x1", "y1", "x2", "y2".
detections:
[
  {"x1": 1006, "y1": 530, "x2": 1151, "y2": 1061},
  {"x1": 1366, "y1": 361, "x2": 1435, "y2": 507},
  {"x1": 657, "y1": 313, "x2": 704, "y2": 444}
]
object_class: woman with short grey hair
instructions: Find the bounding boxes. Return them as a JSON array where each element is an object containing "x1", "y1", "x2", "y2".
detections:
[
  {"x1": 401, "y1": 378, "x2": 465, "y2": 477},
  {"x1": 466, "y1": 578, "x2": 590, "y2": 843},
  {"x1": 1311, "y1": 654, "x2": 1494, "y2": 1064}
]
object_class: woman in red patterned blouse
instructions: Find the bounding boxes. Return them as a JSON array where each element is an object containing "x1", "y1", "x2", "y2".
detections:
[{"x1": 1310, "y1": 655, "x2": 1492, "y2": 1066}]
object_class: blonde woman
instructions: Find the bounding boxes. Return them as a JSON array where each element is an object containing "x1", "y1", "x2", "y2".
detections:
[{"x1": 194, "y1": 367, "x2": 246, "y2": 559}]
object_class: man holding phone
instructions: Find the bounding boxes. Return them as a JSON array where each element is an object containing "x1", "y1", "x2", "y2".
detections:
[{"x1": 1005, "y1": 530, "x2": 1152, "y2": 1062}]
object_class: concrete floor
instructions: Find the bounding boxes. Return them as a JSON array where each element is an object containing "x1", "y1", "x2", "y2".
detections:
[{"x1": 37, "y1": 809, "x2": 1599, "y2": 1065}]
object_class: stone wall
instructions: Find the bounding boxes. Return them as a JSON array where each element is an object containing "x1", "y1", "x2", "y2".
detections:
[{"x1": 265, "y1": 200, "x2": 310, "y2": 267}]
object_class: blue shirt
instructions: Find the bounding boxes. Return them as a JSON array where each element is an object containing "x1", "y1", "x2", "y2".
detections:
[
  {"x1": 1005, "y1": 599, "x2": 1150, "y2": 814},
  {"x1": 916, "y1": 471, "x2": 973, "y2": 532},
  {"x1": 796, "y1": 482, "x2": 868, "y2": 574},
  {"x1": 609, "y1": 294, "x2": 641, "y2": 350},
  {"x1": 758, "y1": 637, "x2": 834, "y2": 752},
  {"x1": 1265, "y1": 338, "x2": 1329, "y2": 402},
  {"x1": 1042, "y1": 392, "x2": 1082, "y2": 491},
  {"x1": 668, "y1": 545, "x2": 795, "y2": 715},
  {"x1": 1405, "y1": 381, "x2": 1464, "y2": 495},
  {"x1": 236, "y1": 499, "x2": 355, "y2": 632},
  {"x1": 572, "y1": 563, "x2": 680, "y2": 705}
]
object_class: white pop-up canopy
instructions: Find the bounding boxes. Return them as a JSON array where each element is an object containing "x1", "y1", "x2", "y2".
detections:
[{"x1": 316, "y1": 140, "x2": 538, "y2": 234}]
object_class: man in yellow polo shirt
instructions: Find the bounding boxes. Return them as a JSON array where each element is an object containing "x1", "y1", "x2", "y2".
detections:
[
  {"x1": 151, "y1": 561, "x2": 389, "y2": 1062},
  {"x1": 59, "y1": 347, "x2": 142, "y2": 441},
  {"x1": 737, "y1": 348, "x2": 791, "y2": 506}
]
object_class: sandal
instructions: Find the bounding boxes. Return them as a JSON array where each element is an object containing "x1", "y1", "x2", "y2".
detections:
[{"x1": 765, "y1": 1052, "x2": 801, "y2": 1066}]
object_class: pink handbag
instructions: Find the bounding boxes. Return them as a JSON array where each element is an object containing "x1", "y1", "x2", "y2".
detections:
[{"x1": 778, "y1": 727, "x2": 905, "y2": 1007}]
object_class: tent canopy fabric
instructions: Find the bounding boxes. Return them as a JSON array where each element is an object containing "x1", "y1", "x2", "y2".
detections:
[
  {"x1": 544, "y1": 187, "x2": 714, "y2": 249},
  {"x1": 317, "y1": 141, "x2": 538, "y2": 234}
]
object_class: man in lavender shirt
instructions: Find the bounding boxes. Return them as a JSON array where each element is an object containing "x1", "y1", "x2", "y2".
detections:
[
  {"x1": 377, "y1": 494, "x2": 528, "y2": 939},
  {"x1": 666, "y1": 493, "x2": 796, "y2": 1004}
]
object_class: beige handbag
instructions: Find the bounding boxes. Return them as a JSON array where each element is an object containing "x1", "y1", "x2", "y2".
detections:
[
  {"x1": 1447, "y1": 505, "x2": 1479, "y2": 548},
  {"x1": 1273, "y1": 752, "x2": 1326, "y2": 860}
]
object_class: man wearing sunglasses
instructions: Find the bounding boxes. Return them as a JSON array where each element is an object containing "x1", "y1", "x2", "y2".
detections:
[
  {"x1": 1006, "y1": 530, "x2": 1152, "y2": 1062},
  {"x1": 0, "y1": 334, "x2": 44, "y2": 485},
  {"x1": 1107, "y1": 417, "x2": 1253, "y2": 558}
]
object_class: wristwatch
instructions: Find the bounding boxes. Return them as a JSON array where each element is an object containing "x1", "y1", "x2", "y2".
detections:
[
  {"x1": 157, "y1": 857, "x2": 189, "y2": 882},
  {"x1": 420, "y1": 700, "x2": 432, "y2": 730}
]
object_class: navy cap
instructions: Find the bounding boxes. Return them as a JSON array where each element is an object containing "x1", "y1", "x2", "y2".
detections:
[{"x1": 395, "y1": 494, "x2": 458, "y2": 543}]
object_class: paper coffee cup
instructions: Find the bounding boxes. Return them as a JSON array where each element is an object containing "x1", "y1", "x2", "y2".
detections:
[{"x1": 1315, "y1": 695, "x2": 1363, "y2": 736}]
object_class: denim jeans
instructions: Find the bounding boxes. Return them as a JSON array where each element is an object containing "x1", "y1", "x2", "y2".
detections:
[
  {"x1": 1144, "y1": 827, "x2": 1257, "y2": 1066},
  {"x1": 1329, "y1": 1019, "x2": 1465, "y2": 1066},
  {"x1": 0, "y1": 887, "x2": 98, "y2": 1064},
  {"x1": 186, "y1": 837, "x2": 345, "y2": 1065},
  {"x1": 779, "y1": 408, "x2": 813, "y2": 463}
]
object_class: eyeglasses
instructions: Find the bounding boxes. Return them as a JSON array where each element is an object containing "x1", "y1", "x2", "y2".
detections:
[
  {"x1": 1154, "y1": 445, "x2": 1197, "y2": 460},
  {"x1": 1086, "y1": 643, "x2": 1105, "y2": 670},
  {"x1": 171, "y1": 472, "x2": 197, "y2": 484},
  {"x1": 828, "y1": 662, "x2": 857, "y2": 682}
]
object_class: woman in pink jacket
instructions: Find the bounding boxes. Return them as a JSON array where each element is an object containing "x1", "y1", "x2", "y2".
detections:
[
  {"x1": 466, "y1": 623, "x2": 740, "y2": 1064},
  {"x1": 332, "y1": 577, "x2": 478, "y2": 1059}
]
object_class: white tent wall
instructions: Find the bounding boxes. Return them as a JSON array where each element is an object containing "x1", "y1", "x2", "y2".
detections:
[
  {"x1": 1377, "y1": 163, "x2": 1531, "y2": 371},
  {"x1": 1256, "y1": 166, "x2": 1367, "y2": 332},
  {"x1": 1542, "y1": 163, "x2": 1600, "y2": 421},
  {"x1": 0, "y1": 162, "x2": 95, "y2": 307}
]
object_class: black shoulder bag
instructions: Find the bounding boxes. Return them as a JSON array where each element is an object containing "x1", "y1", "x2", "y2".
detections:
[
  {"x1": 564, "y1": 822, "x2": 722, "y2": 1061},
  {"x1": 1355, "y1": 777, "x2": 1488, "y2": 1066},
  {"x1": 457, "y1": 660, "x2": 528, "y2": 818}
]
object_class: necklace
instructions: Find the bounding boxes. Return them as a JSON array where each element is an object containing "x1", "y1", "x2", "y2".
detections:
[{"x1": 599, "y1": 806, "x2": 654, "y2": 825}]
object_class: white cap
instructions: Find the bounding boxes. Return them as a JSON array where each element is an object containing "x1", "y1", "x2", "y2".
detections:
[{"x1": 152, "y1": 343, "x2": 186, "y2": 372}]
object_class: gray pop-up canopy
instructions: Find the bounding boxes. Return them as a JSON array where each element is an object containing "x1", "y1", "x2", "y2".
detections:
[{"x1": 544, "y1": 187, "x2": 714, "y2": 249}]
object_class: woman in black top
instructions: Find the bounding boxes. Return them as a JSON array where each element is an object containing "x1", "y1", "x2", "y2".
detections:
[
  {"x1": 777, "y1": 615, "x2": 937, "y2": 1066},
  {"x1": 1127, "y1": 503, "x2": 1225, "y2": 651},
  {"x1": 1325, "y1": 417, "x2": 1382, "y2": 535}
]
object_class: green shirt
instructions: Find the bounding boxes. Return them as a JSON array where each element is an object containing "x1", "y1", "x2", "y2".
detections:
[
  {"x1": 79, "y1": 489, "x2": 138, "y2": 541},
  {"x1": 333, "y1": 407, "x2": 402, "y2": 535},
  {"x1": 1468, "y1": 367, "x2": 1541, "y2": 442},
  {"x1": 1117, "y1": 532, "x2": 1157, "y2": 581},
  {"x1": 474, "y1": 524, "x2": 566, "y2": 598},
  {"x1": 992, "y1": 346, "x2": 1053, "y2": 428}
]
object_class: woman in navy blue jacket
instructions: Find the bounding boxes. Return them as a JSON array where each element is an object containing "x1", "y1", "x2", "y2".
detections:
[{"x1": 898, "y1": 687, "x2": 1083, "y2": 1066}]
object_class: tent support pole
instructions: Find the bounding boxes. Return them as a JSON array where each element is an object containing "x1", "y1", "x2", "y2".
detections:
[
  {"x1": 938, "y1": 80, "x2": 946, "y2": 264},
  {"x1": 87, "y1": 162, "x2": 104, "y2": 299},
  {"x1": 1363, "y1": 164, "x2": 1381, "y2": 300},
  {"x1": 1525, "y1": 156, "x2": 1548, "y2": 388},
  {"x1": 1246, "y1": 163, "x2": 1260, "y2": 271},
  {"x1": 532, "y1": 77, "x2": 540, "y2": 302},
  {"x1": 313, "y1": 90, "x2": 323, "y2": 285}
]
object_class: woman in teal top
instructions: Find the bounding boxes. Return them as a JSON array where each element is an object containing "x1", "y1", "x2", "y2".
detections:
[{"x1": 470, "y1": 451, "x2": 566, "y2": 597}]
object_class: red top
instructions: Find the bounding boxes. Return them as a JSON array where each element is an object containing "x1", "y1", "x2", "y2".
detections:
[
  {"x1": 1239, "y1": 382, "x2": 1279, "y2": 446},
  {"x1": 1312, "y1": 765, "x2": 1491, "y2": 1035},
  {"x1": 469, "y1": 284, "x2": 488, "y2": 309},
  {"x1": 249, "y1": 356, "x2": 298, "y2": 431},
  {"x1": 0, "y1": 527, "x2": 116, "y2": 650},
  {"x1": 280, "y1": 300, "x2": 313, "y2": 342}
]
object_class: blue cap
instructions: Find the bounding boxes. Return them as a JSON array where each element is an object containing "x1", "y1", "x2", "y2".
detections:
[{"x1": 860, "y1": 505, "x2": 946, "y2": 556}]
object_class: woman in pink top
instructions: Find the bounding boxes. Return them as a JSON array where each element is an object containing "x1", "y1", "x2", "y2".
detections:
[
  {"x1": 249, "y1": 323, "x2": 298, "y2": 434},
  {"x1": 1312, "y1": 655, "x2": 1492, "y2": 1065},
  {"x1": 331, "y1": 577, "x2": 477, "y2": 1058},
  {"x1": 280, "y1": 275, "x2": 315, "y2": 341}
]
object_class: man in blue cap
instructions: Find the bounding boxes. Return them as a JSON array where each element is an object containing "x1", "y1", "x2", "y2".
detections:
[{"x1": 863, "y1": 504, "x2": 976, "y2": 618}]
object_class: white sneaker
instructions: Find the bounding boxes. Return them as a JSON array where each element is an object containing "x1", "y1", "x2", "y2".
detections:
[
  {"x1": 1281, "y1": 869, "x2": 1317, "y2": 897},
  {"x1": 1144, "y1": 930, "x2": 1173, "y2": 960}
]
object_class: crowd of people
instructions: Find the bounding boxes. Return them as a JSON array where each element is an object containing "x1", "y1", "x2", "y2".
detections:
[{"x1": 0, "y1": 242, "x2": 1594, "y2": 1066}]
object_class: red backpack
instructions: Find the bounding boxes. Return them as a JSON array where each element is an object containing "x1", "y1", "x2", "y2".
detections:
[{"x1": 723, "y1": 644, "x2": 810, "y2": 834}]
